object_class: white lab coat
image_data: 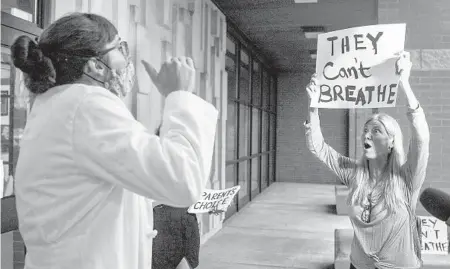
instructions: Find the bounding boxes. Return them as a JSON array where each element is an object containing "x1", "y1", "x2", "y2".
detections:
[{"x1": 14, "y1": 83, "x2": 218, "y2": 269}]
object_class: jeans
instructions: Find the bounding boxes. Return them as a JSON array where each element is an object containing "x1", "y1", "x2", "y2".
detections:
[{"x1": 152, "y1": 205, "x2": 200, "y2": 269}]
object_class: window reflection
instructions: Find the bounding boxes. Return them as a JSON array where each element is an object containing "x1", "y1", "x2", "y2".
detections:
[
  {"x1": 261, "y1": 154, "x2": 269, "y2": 190},
  {"x1": 261, "y1": 111, "x2": 269, "y2": 153},
  {"x1": 269, "y1": 152, "x2": 275, "y2": 183},
  {"x1": 239, "y1": 49, "x2": 250, "y2": 103},
  {"x1": 238, "y1": 160, "x2": 249, "y2": 204},
  {"x1": 1, "y1": 54, "x2": 13, "y2": 197},
  {"x1": 262, "y1": 70, "x2": 270, "y2": 109},
  {"x1": 270, "y1": 76, "x2": 277, "y2": 112},
  {"x1": 251, "y1": 157, "x2": 259, "y2": 196},
  {"x1": 225, "y1": 33, "x2": 277, "y2": 215},
  {"x1": 1, "y1": 124, "x2": 10, "y2": 162},
  {"x1": 226, "y1": 35, "x2": 238, "y2": 161},
  {"x1": 238, "y1": 105, "x2": 250, "y2": 158},
  {"x1": 225, "y1": 164, "x2": 237, "y2": 214},
  {"x1": 2, "y1": 0, "x2": 38, "y2": 23},
  {"x1": 270, "y1": 114, "x2": 276, "y2": 151},
  {"x1": 1, "y1": 47, "x2": 33, "y2": 196},
  {"x1": 226, "y1": 36, "x2": 237, "y2": 99},
  {"x1": 252, "y1": 61, "x2": 261, "y2": 106},
  {"x1": 226, "y1": 101, "x2": 237, "y2": 161},
  {"x1": 251, "y1": 108, "x2": 260, "y2": 155}
]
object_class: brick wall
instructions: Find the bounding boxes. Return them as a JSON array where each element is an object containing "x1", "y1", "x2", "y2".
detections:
[
  {"x1": 375, "y1": 0, "x2": 450, "y2": 215},
  {"x1": 276, "y1": 73, "x2": 348, "y2": 184}
]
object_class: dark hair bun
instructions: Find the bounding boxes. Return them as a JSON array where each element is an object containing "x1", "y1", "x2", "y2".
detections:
[{"x1": 11, "y1": 35, "x2": 56, "y2": 94}]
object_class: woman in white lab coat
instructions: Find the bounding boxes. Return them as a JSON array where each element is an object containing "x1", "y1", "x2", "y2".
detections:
[{"x1": 11, "y1": 12, "x2": 218, "y2": 269}]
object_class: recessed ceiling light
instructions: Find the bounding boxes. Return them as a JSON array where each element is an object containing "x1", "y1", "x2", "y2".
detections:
[
  {"x1": 305, "y1": 32, "x2": 321, "y2": 39},
  {"x1": 302, "y1": 26, "x2": 325, "y2": 39},
  {"x1": 294, "y1": 0, "x2": 318, "y2": 3}
]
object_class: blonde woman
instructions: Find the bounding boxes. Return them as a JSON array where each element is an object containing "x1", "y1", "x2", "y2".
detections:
[{"x1": 305, "y1": 51, "x2": 430, "y2": 269}]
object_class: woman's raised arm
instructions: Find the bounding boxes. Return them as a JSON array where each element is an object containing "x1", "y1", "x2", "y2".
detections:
[
  {"x1": 305, "y1": 75, "x2": 357, "y2": 186},
  {"x1": 397, "y1": 52, "x2": 430, "y2": 192}
]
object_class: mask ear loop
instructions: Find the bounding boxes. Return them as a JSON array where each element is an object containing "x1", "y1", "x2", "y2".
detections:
[{"x1": 83, "y1": 57, "x2": 111, "y2": 86}]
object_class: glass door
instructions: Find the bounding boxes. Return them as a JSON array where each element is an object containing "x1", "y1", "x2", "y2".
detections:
[
  {"x1": 2, "y1": 49, "x2": 14, "y2": 197},
  {"x1": 1, "y1": 7, "x2": 44, "y2": 269},
  {"x1": 1, "y1": 47, "x2": 33, "y2": 197}
]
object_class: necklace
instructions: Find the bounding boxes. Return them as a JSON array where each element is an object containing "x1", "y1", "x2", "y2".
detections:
[{"x1": 361, "y1": 192, "x2": 373, "y2": 223}]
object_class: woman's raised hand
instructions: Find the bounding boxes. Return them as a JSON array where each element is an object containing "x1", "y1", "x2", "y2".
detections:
[
  {"x1": 306, "y1": 73, "x2": 320, "y2": 106},
  {"x1": 396, "y1": 51, "x2": 412, "y2": 87}
]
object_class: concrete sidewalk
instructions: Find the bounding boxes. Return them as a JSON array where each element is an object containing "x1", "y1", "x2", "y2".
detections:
[{"x1": 197, "y1": 182, "x2": 353, "y2": 269}]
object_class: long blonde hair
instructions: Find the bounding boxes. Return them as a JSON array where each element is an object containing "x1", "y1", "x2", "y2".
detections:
[{"x1": 347, "y1": 113, "x2": 411, "y2": 213}]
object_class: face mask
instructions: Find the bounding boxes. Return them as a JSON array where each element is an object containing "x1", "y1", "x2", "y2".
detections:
[{"x1": 104, "y1": 61, "x2": 135, "y2": 98}]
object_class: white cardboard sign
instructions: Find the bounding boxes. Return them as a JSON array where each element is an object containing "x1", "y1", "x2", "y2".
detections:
[
  {"x1": 419, "y1": 216, "x2": 449, "y2": 255},
  {"x1": 188, "y1": 186, "x2": 240, "y2": 214},
  {"x1": 311, "y1": 23, "x2": 406, "y2": 109}
]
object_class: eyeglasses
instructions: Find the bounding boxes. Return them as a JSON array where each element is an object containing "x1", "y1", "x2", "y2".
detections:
[{"x1": 98, "y1": 40, "x2": 129, "y2": 59}]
